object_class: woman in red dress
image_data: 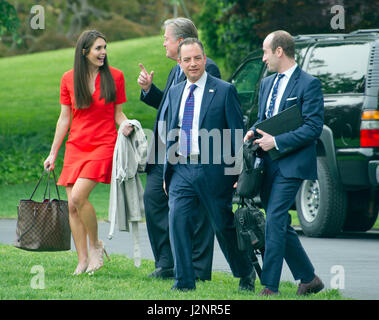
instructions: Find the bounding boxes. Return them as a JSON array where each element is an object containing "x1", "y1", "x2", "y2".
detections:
[{"x1": 44, "y1": 30, "x2": 133, "y2": 275}]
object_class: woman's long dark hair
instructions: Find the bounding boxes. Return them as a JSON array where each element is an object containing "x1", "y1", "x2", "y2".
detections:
[{"x1": 74, "y1": 30, "x2": 116, "y2": 109}]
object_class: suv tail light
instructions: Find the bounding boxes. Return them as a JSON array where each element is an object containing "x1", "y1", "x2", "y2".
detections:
[{"x1": 360, "y1": 110, "x2": 379, "y2": 147}]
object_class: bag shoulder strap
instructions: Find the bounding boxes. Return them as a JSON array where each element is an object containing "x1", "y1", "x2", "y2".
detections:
[
  {"x1": 29, "y1": 170, "x2": 62, "y2": 201},
  {"x1": 29, "y1": 171, "x2": 47, "y2": 200}
]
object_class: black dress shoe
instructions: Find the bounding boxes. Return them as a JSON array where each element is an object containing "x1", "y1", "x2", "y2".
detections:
[
  {"x1": 296, "y1": 275, "x2": 324, "y2": 295},
  {"x1": 239, "y1": 270, "x2": 256, "y2": 292},
  {"x1": 148, "y1": 267, "x2": 174, "y2": 279}
]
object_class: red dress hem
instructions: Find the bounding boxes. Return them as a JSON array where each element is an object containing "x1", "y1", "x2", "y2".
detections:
[{"x1": 57, "y1": 157, "x2": 113, "y2": 186}]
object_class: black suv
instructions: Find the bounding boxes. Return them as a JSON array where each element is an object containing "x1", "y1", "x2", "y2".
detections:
[{"x1": 230, "y1": 29, "x2": 379, "y2": 237}]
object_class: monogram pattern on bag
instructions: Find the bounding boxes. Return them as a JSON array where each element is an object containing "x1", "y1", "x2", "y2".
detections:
[{"x1": 15, "y1": 199, "x2": 71, "y2": 251}]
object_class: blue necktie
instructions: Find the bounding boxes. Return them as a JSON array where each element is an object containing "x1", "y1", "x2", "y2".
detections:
[
  {"x1": 267, "y1": 73, "x2": 285, "y2": 118},
  {"x1": 179, "y1": 84, "x2": 197, "y2": 156}
]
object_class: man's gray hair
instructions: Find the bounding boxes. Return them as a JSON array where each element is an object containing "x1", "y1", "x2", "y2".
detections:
[
  {"x1": 177, "y1": 38, "x2": 205, "y2": 60},
  {"x1": 163, "y1": 17, "x2": 198, "y2": 41}
]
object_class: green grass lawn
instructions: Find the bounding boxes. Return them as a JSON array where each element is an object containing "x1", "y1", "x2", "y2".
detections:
[{"x1": 0, "y1": 244, "x2": 345, "y2": 300}]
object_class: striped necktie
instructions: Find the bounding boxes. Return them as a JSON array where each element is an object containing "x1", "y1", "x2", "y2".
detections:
[
  {"x1": 179, "y1": 84, "x2": 197, "y2": 157},
  {"x1": 267, "y1": 73, "x2": 285, "y2": 118}
]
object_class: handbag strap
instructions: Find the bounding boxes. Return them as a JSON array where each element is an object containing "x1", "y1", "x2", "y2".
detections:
[
  {"x1": 30, "y1": 170, "x2": 62, "y2": 201},
  {"x1": 29, "y1": 170, "x2": 47, "y2": 200},
  {"x1": 51, "y1": 170, "x2": 62, "y2": 201}
]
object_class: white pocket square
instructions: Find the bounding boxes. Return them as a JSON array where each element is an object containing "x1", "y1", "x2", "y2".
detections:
[{"x1": 286, "y1": 97, "x2": 297, "y2": 101}]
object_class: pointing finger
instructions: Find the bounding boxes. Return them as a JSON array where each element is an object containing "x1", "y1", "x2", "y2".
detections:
[{"x1": 139, "y1": 63, "x2": 148, "y2": 75}]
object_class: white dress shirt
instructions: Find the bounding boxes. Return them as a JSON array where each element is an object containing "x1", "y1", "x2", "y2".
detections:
[
  {"x1": 265, "y1": 63, "x2": 297, "y2": 150},
  {"x1": 265, "y1": 63, "x2": 298, "y2": 117},
  {"x1": 178, "y1": 71, "x2": 208, "y2": 156}
]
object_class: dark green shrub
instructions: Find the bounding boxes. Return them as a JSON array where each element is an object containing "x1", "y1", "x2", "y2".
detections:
[
  {"x1": 28, "y1": 31, "x2": 74, "y2": 53},
  {"x1": 0, "y1": 133, "x2": 64, "y2": 185},
  {"x1": 89, "y1": 14, "x2": 158, "y2": 42}
]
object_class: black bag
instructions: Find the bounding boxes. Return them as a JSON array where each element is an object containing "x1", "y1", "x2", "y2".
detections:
[
  {"x1": 14, "y1": 170, "x2": 71, "y2": 252},
  {"x1": 236, "y1": 138, "x2": 264, "y2": 199},
  {"x1": 234, "y1": 197, "x2": 265, "y2": 278}
]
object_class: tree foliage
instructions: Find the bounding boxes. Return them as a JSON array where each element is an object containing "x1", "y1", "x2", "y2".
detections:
[
  {"x1": 1, "y1": 0, "x2": 202, "y2": 56},
  {"x1": 0, "y1": 0, "x2": 19, "y2": 38},
  {"x1": 197, "y1": 0, "x2": 379, "y2": 73}
]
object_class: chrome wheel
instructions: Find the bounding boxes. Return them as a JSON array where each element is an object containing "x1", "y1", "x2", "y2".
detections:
[
  {"x1": 296, "y1": 157, "x2": 347, "y2": 237},
  {"x1": 299, "y1": 180, "x2": 320, "y2": 223}
]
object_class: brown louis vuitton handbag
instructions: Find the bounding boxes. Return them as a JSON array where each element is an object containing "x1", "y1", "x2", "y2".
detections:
[{"x1": 14, "y1": 170, "x2": 71, "y2": 251}]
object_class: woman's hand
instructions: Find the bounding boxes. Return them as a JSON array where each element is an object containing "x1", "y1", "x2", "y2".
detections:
[
  {"x1": 120, "y1": 120, "x2": 134, "y2": 137},
  {"x1": 114, "y1": 104, "x2": 133, "y2": 136},
  {"x1": 44, "y1": 154, "x2": 56, "y2": 171}
]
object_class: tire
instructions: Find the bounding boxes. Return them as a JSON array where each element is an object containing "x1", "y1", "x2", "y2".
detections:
[
  {"x1": 343, "y1": 189, "x2": 379, "y2": 232},
  {"x1": 296, "y1": 157, "x2": 347, "y2": 237}
]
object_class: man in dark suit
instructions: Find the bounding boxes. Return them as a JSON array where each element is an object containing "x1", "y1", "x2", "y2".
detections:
[
  {"x1": 164, "y1": 38, "x2": 254, "y2": 291},
  {"x1": 137, "y1": 18, "x2": 220, "y2": 281},
  {"x1": 244, "y1": 30, "x2": 325, "y2": 296}
]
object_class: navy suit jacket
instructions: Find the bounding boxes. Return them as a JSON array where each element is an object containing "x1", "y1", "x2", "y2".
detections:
[
  {"x1": 251, "y1": 66, "x2": 324, "y2": 180},
  {"x1": 140, "y1": 58, "x2": 221, "y2": 172},
  {"x1": 163, "y1": 73, "x2": 244, "y2": 196}
]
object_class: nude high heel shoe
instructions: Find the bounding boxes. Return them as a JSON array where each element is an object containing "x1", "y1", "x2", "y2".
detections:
[
  {"x1": 73, "y1": 262, "x2": 89, "y2": 276},
  {"x1": 86, "y1": 240, "x2": 110, "y2": 274}
]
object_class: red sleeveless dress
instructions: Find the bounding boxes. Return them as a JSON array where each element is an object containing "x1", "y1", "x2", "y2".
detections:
[{"x1": 58, "y1": 67, "x2": 127, "y2": 186}]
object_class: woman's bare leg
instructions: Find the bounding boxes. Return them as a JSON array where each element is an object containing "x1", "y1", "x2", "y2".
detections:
[
  {"x1": 70, "y1": 178, "x2": 99, "y2": 248},
  {"x1": 70, "y1": 178, "x2": 105, "y2": 272},
  {"x1": 66, "y1": 184, "x2": 89, "y2": 274}
]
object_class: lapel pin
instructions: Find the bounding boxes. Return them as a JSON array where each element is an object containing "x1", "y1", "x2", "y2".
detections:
[{"x1": 209, "y1": 89, "x2": 214, "y2": 93}]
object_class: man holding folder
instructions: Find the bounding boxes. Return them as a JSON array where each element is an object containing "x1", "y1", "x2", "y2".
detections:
[{"x1": 244, "y1": 30, "x2": 325, "y2": 296}]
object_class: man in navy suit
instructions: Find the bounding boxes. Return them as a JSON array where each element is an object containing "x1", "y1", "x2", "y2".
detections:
[
  {"x1": 244, "y1": 30, "x2": 325, "y2": 296},
  {"x1": 137, "y1": 18, "x2": 220, "y2": 281},
  {"x1": 164, "y1": 38, "x2": 254, "y2": 291}
]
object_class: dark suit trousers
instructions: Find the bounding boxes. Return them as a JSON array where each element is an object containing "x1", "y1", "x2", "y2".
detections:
[
  {"x1": 168, "y1": 163, "x2": 253, "y2": 289},
  {"x1": 144, "y1": 163, "x2": 214, "y2": 280},
  {"x1": 260, "y1": 154, "x2": 315, "y2": 291}
]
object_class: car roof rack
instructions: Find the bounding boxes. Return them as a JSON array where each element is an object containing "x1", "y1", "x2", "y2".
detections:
[
  {"x1": 293, "y1": 29, "x2": 379, "y2": 42},
  {"x1": 293, "y1": 34, "x2": 346, "y2": 41},
  {"x1": 349, "y1": 29, "x2": 379, "y2": 35}
]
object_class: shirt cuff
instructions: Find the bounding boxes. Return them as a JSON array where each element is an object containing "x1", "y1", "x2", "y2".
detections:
[
  {"x1": 273, "y1": 137, "x2": 279, "y2": 150},
  {"x1": 142, "y1": 88, "x2": 150, "y2": 96}
]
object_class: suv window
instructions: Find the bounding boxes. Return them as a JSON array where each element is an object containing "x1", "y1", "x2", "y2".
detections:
[
  {"x1": 231, "y1": 59, "x2": 262, "y2": 114},
  {"x1": 306, "y1": 42, "x2": 370, "y2": 94}
]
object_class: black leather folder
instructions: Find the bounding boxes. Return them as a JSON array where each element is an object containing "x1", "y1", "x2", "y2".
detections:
[{"x1": 256, "y1": 104, "x2": 304, "y2": 160}]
